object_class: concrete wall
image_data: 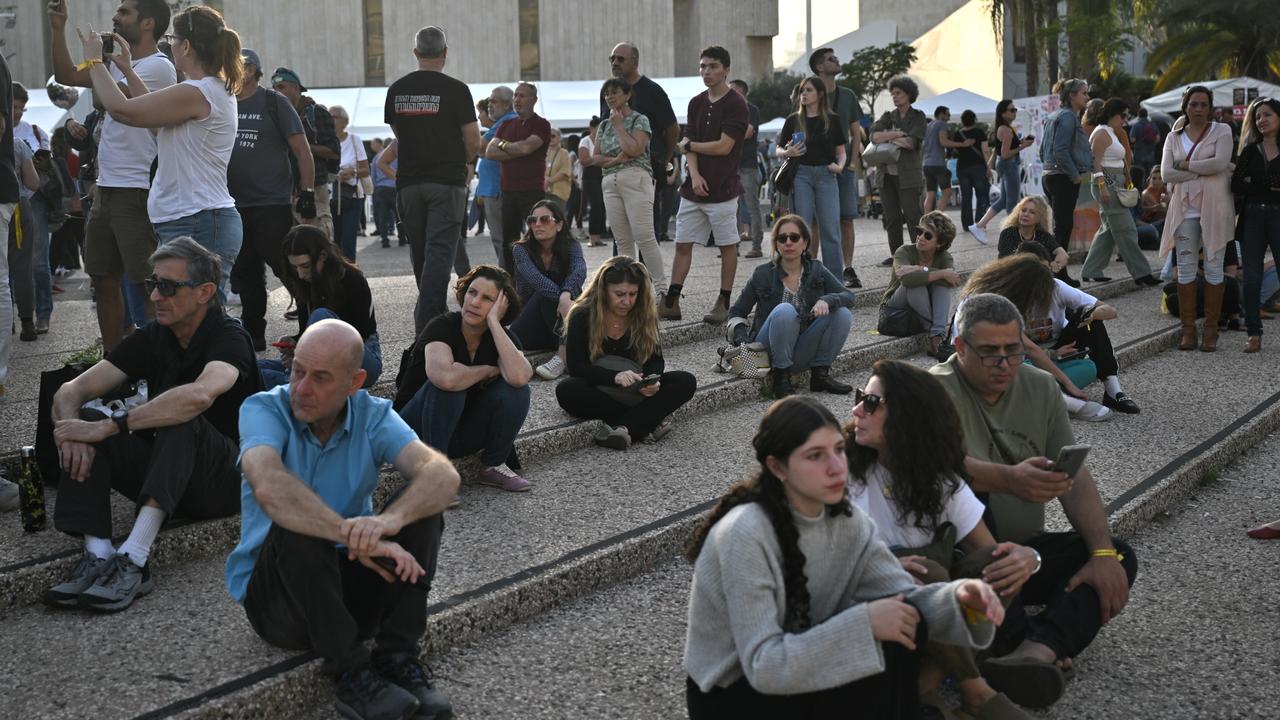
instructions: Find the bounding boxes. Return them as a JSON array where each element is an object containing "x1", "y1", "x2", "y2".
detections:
[
  {"x1": 671, "y1": 0, "x2": 777, "y2": 80},
  {"x1": 383, "y1": 0, "x2": 522, "y2": 84},
  {"x1": 9, "y1": 0, "x2": 118, "y2": 89},
  {"x1": 858, "y1": 0, "x2": 965, "y2": 42},
  {"x1": 539, "y1": 0, "x2": 674, "y2": 80},
  {"x1": 221, "y1": 0, "x2": 365, "y2": 87}
]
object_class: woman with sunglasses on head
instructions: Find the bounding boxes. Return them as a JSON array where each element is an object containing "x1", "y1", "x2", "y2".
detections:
[
  {"x1": 879, "y1": 211, "x2": 962, "y2": 356},
  {"x1": 395, "y1": 265, "x2": 534, "y2": 495},
  {"x1": 684, "y1": 395, "x2": 1004, "y2": 719},
  {"x1": 1078, "y1": 98, "x2": 1159, "y2": 287},
  {"x1": 1232, "y1": 96, "x2": 1280, "y2": 353},
  {"x1": 556, "y1": 257, "x2": 696, "y2": 450},
  {"x1": 511, "y1": 200, "x2": 586, "y2": 380},
  {"x1": 777, "y1": 76, "x2": 847, "y2": 275},
  {"x1": 728, "y1": 215, "x2": 855, "y2": 399},
  {"x1": 1161, "y1": 85, "x2": 1236, "y2": 352},
  {"x1": 970, "y1": 100, "x2": 1033, "y2": 243},
  {"x1": 77, "y1": 6, "x2": 243, "y2": 300},
  {"x1": 258, "y1": 225, "x2": 382, "y2": 389},
  {"x1": 846, "y1": 361, "x2": 1040, "y2": 718}
]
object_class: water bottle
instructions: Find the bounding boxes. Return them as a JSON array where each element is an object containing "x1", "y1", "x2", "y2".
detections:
[{"x1": 17, "y1": 446, "x2": 47, "y2": 533}]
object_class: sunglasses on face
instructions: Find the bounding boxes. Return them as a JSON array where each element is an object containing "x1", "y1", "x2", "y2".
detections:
[
  {"x1": 777, "y1": 232, "x2": 804, "y2": 245},
  {"x1": 915, "y1": 227, "x2": 934, "y2": 241},
  {"x1": 526, "y1": 215, "x2": 557, "y2": 226},
  {"x1": 144, "y1": 275, "x2": 202, "y2": 297},
  {"x1": 855, "y1": 388, "x2": 884, "y2": 414}
]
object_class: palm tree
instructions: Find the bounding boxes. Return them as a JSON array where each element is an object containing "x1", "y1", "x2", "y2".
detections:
[
  {"x1": 985, "y1": 0, "x2": 1062, "y2": 96},
  {"x1": 1143, "y1": 0, "x2": 1280, "y2": 91}
]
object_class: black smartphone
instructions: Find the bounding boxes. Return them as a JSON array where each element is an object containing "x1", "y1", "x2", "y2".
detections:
[
  {"x1": 1052, "y1": 444, "x2": 1091, "y2": 479},
  {"x1": 639, "y1": 374, "x2": 661, "y2": 386},
  {"x1": 101, "y1": 32, "x2": 114, "y2": 59},
  {"x1": 1057, "y1": 349, "x2": 1088, "y2": 362},
  {"x1": 371, "y1": 556, "x2": 428, "y2": 587}
]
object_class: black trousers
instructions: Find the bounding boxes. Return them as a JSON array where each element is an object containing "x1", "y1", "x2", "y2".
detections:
[
  {"x1": 509, "y1": 293, "x2": 562, "y2": 352},
  {"x1": 992, "y1": 532, "x2": 1138, "y2": 660},
  {"x1": 500, "y1": 189, "x2": 545, "y2": 273},
  {"x1": 555, "y1": 371, "x2": 696, "y2": 439},
  {"x1": 1043, "y1": 174, "x2": 1080, "y2": 256},
  {"x1": 53, "y1": 413, "x2": 241, "y2": 539},
  {"x1": 686, "y1": 616, "x2": 926, "y2": 719},
  {"x1": 1082, "y1": 319, "x2": 1118, "y2": 380},
  {"x1": 583, "y1": 166, "x2": 606, "y2": 236},
  {"x1": 243, "y1": 510, "x2": 445, "y2": 676},
  {"x1": 231, "y1": 204, "x2": 294, "y2": 339}
]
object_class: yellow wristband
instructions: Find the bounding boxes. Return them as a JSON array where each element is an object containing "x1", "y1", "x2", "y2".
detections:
[
  {"x1": 1091, "y1": 548, "x2": 1124, "y2": 562},
  {"x1": 76, "y1": 59, "x2": 104, "y2": 72},
  {"x1": 962, "y1": 605, "x2": 988, "y2": 626}
]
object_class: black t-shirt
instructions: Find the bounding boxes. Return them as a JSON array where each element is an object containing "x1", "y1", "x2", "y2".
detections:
[
  {"x1": 384, "y1": 70, "x2": 476, "y2": 188},
  {"x1": 563, "y1": 309, "x2": 664, "y2": 386},
  {"x1": 0, "y1": 54, "x2": 16, "y2": 204},
  {"x1": 955, "y1": 127, "x2": 988, "y2": 169},
  {"x1": 294, "y1": 266, "x2": 377, "y2": 340},
  {"x1": 106, "y1": 309, "x2": 261, "y2": 442},
  {"x1": 997, "y1": 227, "x2": 1060, "y2": 258},
  {"x1": 600, "y1": 75, "x2": 678, "y2": 179},
  {"x1": 393, "y1": 311, "x2": 524, "y2": 409},
  {"x1": 780, "y1": 113, "x2": 848, "y2": 166},
  {"x1": 740, "y1": 102, "x2": 762, "y2": 170}
]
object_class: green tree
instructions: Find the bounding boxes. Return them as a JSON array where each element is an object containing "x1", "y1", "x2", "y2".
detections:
[
  {"x1": 748, "y1": 71, "x2": 806, "y2": 123},
  {"x1": 837, "y1": 42, "x2": 917, "y2": 118},
  {"x1": 986, "y1": 0, "x2": 1055, "y2": 95},
  {"x1": 1141, "y1": 0, "x2": 1280, "y2": 91}
]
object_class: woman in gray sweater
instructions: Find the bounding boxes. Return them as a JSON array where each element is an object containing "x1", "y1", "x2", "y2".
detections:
[{"x1": 684, "y1": 395, "x2": 1003, "y2": 718}]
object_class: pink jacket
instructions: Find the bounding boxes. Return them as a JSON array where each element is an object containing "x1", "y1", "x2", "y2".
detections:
[{"x1": 1158, "y1": 119, "x2": 1235, "y2": 259}]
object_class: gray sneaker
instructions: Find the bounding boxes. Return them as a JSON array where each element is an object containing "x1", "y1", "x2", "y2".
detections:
[
  {"x1": 0, "y1": 475, "x2": 18, "y2": 512},
  {"x1": 79, "y1": 553, "x2": 154, "y2": 612},
  {"x1": 44, "y1": 552, "x2": 114, "y2": 608}
]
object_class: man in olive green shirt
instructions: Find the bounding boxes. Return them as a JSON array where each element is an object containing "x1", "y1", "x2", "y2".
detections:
[{"x1": 929, "y1": 293, "x2": 1137, "y2": 711}]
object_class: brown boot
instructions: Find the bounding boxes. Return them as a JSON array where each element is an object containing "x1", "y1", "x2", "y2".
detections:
[
  {"x1": 1200, "y1": 282, "x2": 1225, "y2": 352},
  {"x1": 658, "y1": 292, "x2": 682, "y2": 321},
  {"x1": 1177, "y1": 282, "x2": 1198, "y2": 350}
]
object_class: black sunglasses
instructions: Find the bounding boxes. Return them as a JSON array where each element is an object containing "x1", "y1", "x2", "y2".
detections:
[
  {"x1": 526, "y1": 215, "x2": 557, "y2": 226},
  {"x1": 855, "y1": 388, "x2": 884, "y2": 414},
  {"x1": 777, "y1": 232, "x2": 804, "y2": 245},
  {"x1": 915, "y1": 227, "x2": 934, "y2": 241},
  {"x1": 144, "y1": 275, "x2": 203, "y2": 297}
]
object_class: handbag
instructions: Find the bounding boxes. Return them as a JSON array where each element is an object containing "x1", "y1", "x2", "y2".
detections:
[
  {"x1": 770, "y1": 158, "x2": 799, "y2": 195},
  {"x1": 876, "y1": 303, "x2": 924, "y2": 338},
  {"x1": 1115, "y1": 186, "x2": 1140, "y2": 208},
  {"x1": 592, "y1": 355, "x2": 648, "y2": 407},
  {"x1": 861, "y1": 141, "x2": 901, "y2": 167}
]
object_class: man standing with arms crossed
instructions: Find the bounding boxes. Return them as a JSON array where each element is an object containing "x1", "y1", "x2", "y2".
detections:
[
  {"x1": 659, "y1": 46, "x2": 748, "y2": 325},
  {"x1": 385, "y1": 26, "x2": 482, "y2": 335},
  {"x1": 477, "y1": 86, "x2": 516, "y2": 265},
  {"x1": 485, "y1": 82, "x2": 550, "y2": 275},
  {"x1": 48, "y1": 0, "x2": 176, "y2": 351}
]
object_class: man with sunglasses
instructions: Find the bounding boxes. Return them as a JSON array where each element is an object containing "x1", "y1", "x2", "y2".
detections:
[
  {"x1": 46, "y1": 238, "x2": 261, "y2": 612},
  {"x1": 930, "y1": 293, "x2": 1137, "y2": 710}
]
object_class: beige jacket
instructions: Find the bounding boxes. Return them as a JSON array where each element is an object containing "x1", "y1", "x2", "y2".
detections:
[{"x1": 1158, "y1": 118, "x2": 1235, "y2": 259}]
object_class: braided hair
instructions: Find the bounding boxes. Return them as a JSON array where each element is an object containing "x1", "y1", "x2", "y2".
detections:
[{"x1": 687, "y1": 396, "x2": 851, "y2": 632}]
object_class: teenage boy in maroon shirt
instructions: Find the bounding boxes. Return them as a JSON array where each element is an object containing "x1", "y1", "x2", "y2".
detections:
[{"x1": 658, "y1": 46, "x2": 749, "y2": 325}]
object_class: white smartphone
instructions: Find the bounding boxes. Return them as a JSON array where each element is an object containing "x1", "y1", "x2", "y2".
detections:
[{"x1": 1053, "y1": 444, "x2": 1091, "y2": 479}]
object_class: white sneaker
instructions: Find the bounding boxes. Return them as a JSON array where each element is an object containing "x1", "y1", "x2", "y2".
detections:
[
  {"x1": 0, "y1": 475, "x2": 19, "y2": 512},
  {"x1": 1071, "y1": 400, "x2": 1113, "y2": 422},
  {"x1": 535, "y1": 355, "x2": 565, "y2": 380},
  {"x1": 969, "y1": 225, "x2": 989, "y2": 245}
]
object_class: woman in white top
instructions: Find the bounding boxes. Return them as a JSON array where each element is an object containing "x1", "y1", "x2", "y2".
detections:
[
  {"x1": 846, "y1": 360, "x2": 1043, "y2": 717},
  {"x1": 1079, "y1": 98, "x2": 1157, "y2": 285},
  {"x1": 328, "y1": 105, "x2": 370, "y2": 262},
  {"x1": 78, "y1": 6, "x2": 243, "y2": 298}
]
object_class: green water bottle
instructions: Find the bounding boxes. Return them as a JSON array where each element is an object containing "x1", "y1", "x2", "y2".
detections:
[{"x1": 17, "y1": 445, "x2": 46, "y2": 532}]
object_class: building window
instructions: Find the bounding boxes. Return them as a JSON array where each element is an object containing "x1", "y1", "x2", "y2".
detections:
[
  {"x1": 363, "y1": 0, "x2": 384, "y2": 85},
  {"x1": 518, "y1": 0, "x2": 540, "y2": 81}
]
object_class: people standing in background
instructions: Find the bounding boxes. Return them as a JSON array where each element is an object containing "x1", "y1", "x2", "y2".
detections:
[
  {"x1": 487, "y1": 82, "x2": 551, "y2": 274},
  {"x1": 544, "y1": 127, "x2": 572, "y2": 214},
  {"x1": 1128, "y1": 107, "x2": 1161, "y2": 190},
  {"x1": 971, "y1": 100, "x2": 1034, "y2": 244},
  {"x1": 922, "y1": 107, "x2": 972, "y2": 214},
  {"x1": 271, "y1": 67, "x2": 340, "y2": 241},
  {"x1": 578, "y1": 117, "x2": 607, "y2": 247},
  {"x1": 869, "y1": 75, "x2": 927, "y2": 266},
  {"x1": 953, "y1": 110, "x2": 991, "y2": 235},
  {"x1": 731, "y1": 80, "x2": 764, "y2": 259},
  {"x1": 11, "y1": 82, "x2": 58, "y2": 337},
  {"x1": 776, "y1": 77, "x2": 847, "y2": 278},
  {"x1": 478, "y1": 86, "x2": 517, "y2": 259},
  {"x1": 1231, "y1": 96, "x2": 1280, "y2": 353},
  {"x1": 327, "y1": 105, "x2": 369, "y2": 261},
  {"x1": 370, "y1": 137, "x2": 399, "y2": 248},
  {"x1": 809, "y1": 47, "x2": 865, "y2": 289},
  {"x1": 1038, "y1": 79, "x2": 1093, "y2": 267}
]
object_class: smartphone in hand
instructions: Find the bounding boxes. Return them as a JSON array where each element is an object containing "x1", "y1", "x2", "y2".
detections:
[
  {"x1": 1052, "y1": 444, "x2": 1090, "y2": 479},
  {"x1": 639, "y1": 374, "x2": 661, "y2": 387}
]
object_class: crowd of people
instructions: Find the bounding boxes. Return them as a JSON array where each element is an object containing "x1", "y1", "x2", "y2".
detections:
[{"x1": 0, "y1": 2, "x2": 1275, "y2": 719}]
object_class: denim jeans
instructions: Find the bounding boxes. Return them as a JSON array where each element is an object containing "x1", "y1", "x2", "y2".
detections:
[
  {"x1": 757, "y1": 303, "x2": 853, "y2": 370},
  {"x1": 154, "y1": 207, "x2": 244, "y2": 304},
  {"x1": 28, "y1": 194, "x2": 53, "y2": 321},
  {"x1": 259, "y1": 307, "x2": 382, "y2": 389},
  {"x1": 1172, "y1": 218, "x2": 1224, "y2": 285},
  {"x1": 372, "y1": 185, "x2": 398, "y2": 240},
  {"x1": 122, "y1": 281, "x2": 148, "y2": 329},
  {"x1": 1241, "y1": 202, "x2": 1280, "y2": 335},
  {"x1": 791, "y1": 164, "x2": 842, "y2": 276},
  {"x1": 990, "y1": 155, "x2": 1021, "y2": 213},
  {"x1": 398, "y1": 379, "x2": 531, "y2": 468},
  {"x1": 336, "y1": 201, "x2": 362, "y2": 261},
  {"x1": 955, "y1": 164, "x2": 990, "y2": 229}
]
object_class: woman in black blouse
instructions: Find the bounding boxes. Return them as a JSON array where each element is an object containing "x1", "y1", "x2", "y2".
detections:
[
  {"x1": 777, "y1": 76, "x2": 847, "y2": 276},
  {"x1": 1232, "y1": 97, "x2": 1280, "y2": 352},
  {"x1": 261, "y1": 225, "x2": 381, "y2": 388},
  {"x1": 557, "y1": 256, "x2": 697, "y2": 450}
]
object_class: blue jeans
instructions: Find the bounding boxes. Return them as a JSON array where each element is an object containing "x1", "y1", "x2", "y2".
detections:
[
  {"x1": 835, "y1": 166, "x2": 860, "y2": 220},
  {"x1": 122, "y1": 280, "x2": 148, "y2": 328},
  {"x1": 336, "y1": 200, "x2": 362, "y2": 261},
  {"x1": 154, "y1": 207, "x2": 243, "y2": 303},
  {"x1": 757, "y1": 303, "x2": 853, "y2": 370},
  {"x1": 1242, "y1": 203, "x2": 1280, "y2": 336},
  {"x1": 990, "y1": 156, "x2": 1021, "y2": 213},
  {"x1": 28, "y1": 194, "x2": 53, "y2": 321},
  {"x1": 398, "y1": 379, "x2": 531, "y2": 467},
  {"x1": 792, "y1": 164, "x2": 842, "y2": 276},
  {"x1": 258, "y1": 308, "x2": 382, "y2": 388},
  {"x1": 372, "y1": 186, "x2": 398, "y2": 240}
]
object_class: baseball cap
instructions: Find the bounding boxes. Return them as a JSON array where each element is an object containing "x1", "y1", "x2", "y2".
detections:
[
  {"x1": 241, "y1": 48, "x2": 261, "y2": 70},
  {"x1": 271, "y1": 67, "x2": 306, "y2": 92}
]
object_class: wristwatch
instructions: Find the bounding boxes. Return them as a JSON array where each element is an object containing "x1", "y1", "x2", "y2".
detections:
[
  {"x1": 921, "y1": 266, "x2": 930, "y2": 273},
  {"x1": 1030, "y1": 548, "x2": 1042, "y2": 575},
  {"x1": 111, "y1": 408, "x2": 130, "y2": 435}
]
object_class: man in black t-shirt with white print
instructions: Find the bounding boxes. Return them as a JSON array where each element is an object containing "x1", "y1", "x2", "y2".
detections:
[{"x1": 384, "y1": 26, "x2": 483, "y2": 335}]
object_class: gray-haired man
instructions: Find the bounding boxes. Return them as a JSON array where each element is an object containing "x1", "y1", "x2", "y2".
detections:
[
  {"x1": 46, "y1": 238, "x2": 262, "y2": 612},
  {"x1": 384, "y1": 26, "x2": 483, "y2": 334}
]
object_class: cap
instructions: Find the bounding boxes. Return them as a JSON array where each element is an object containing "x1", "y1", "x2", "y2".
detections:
[
  {"x1": 270, "y1": 66, "x2": 306, "y2": 92},
  {"x1": 241, "y1": 48, "x2": 261, "y2": 70}
]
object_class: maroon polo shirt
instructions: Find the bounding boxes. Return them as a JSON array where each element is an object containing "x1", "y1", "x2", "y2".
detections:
[
  {"x1": 679, "y1": 89, "x2": 749, "y2": 204},
  {"x1": 496, "y1": 112, "x2": 552, "y2": 193}
]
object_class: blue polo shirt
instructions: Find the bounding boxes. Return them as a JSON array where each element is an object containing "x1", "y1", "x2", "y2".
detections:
[
  {"x1": 372, "y1": 148, "x2": 397, "y2": 190},
  {"x1": 476, "y1": 110, "x2": 516, "y2": 198},
  {"x1": 224, "y1": 385, "x2": 418, "y2": 603}
]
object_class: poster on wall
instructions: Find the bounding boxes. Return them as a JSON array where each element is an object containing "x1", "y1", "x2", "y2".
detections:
[{"x1": 1011, "y1": 94, "x2": 1061, "y2": 198}]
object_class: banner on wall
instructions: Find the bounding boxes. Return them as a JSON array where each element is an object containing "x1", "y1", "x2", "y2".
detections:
[{"x1": 1011, "y1": 94, "x2": 1061, "y2": 198}]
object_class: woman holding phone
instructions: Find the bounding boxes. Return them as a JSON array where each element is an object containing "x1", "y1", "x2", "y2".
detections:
[{"x1": 776, "y1": 77, "x2": 847, "y2": 275}]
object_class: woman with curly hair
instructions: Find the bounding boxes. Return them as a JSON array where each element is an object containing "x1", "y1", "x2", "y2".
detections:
[
  {"x1": 847, "y1": 360, "x2": 1042, "y2": 716},
  {"x1": 684, "y1": 395, "x2": 1004, "y2": 718},
  {"x1": 869, "y1": 75, "x2": 928, "y2": 263},
  {"x1": 510, "y1": 199, "x2": 587, "y2": 379},
  {"x1": 879, "y1": 210, "x2": 962, "y2": 355},
  {"x1": 996, "y1": 195, "x2": 1075, "y2": 286},
  {"x1": 556, "y1": 256, "x2": 696, "y2": 450}
]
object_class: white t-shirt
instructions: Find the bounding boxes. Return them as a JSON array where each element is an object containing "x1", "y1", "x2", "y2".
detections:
[
  {"x1": 338, "y1": 132, "x2": 368, "y2": 187},
  {"x1": 98, "y1": 53, "x2": 177, "y2": 189},
  {"x1": 1024, "y1": 279, "x2": 1098, "y2": 345},
  {"x1": 848, "y1": 463, "x2": 985, "y2": 549},
  {"x1": 148, "y1": 76, "x2": 238, "y2": 224},
  {"x1": 1091, "y1": 126, "x2": 1125, "y2": 168},
  {"x1": 15, "y1": 122, "x2": 49, "y2": 152},
  {"x1": 1179, "y1": 131, "x2": 1202, "y2": 219}
]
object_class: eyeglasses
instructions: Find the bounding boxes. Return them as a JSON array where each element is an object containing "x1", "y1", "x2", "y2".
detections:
[
  {"x1": 144, "y1": 275, "x2": 202, "y2": 297},
  {"x1": 161, "y1": 34, "x2": 184, "y2": 46},
  {"x1": 854, "y1": 389, "x2": 884, "y2": 414},
  {"x1": 526, "y1": 215, "x2": 557, "y2": 226},
  {"x1": 973, "y1": 349, "x2": 1027, "y2": 368},
  {"x1": 915, "y1": 227, "x2": 934, "y2": 241},
  {"x1": 777, "y1": 232, "x2": 804, "y2": 245},
  {"x1": 608, "y1": 55, "x2": 627, "y2": 63}
]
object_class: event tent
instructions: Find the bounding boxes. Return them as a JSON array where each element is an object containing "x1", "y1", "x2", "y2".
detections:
[
  {"x1": 1140, "y1": 77, "x2": 1280, "y2": 114},
  {"x1": 912, "y1": 88, "x2": 1000, "y2": 123}
]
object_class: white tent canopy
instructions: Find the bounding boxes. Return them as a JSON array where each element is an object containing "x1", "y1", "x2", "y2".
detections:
[
  {"x1": 912, "y1": 88, "x2": 1000, "y2": 123},
  {"x1": 1140, "y1": 77, "x2": 1280, "y2": 114}
]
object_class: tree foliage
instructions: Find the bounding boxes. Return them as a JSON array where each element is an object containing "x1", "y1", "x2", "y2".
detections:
[
  {"x1": 748, "y1": 71, "x2": 806, "y2": 124},
  {"x1": 837, "y1": 42, "x2": 917, "y2": 118},
  {"x1": 1141, "y1": 0, "x2": 1280, "y2": 91}
]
